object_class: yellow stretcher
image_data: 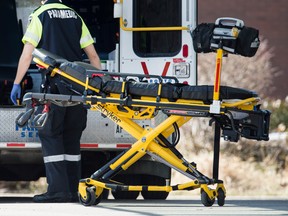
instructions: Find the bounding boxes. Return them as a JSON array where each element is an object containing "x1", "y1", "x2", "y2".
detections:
[{"x1": 19, "y1": 47, "x2": 270, "y2": 207}]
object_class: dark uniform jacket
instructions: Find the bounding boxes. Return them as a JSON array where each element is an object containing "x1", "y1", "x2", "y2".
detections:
[{"x1": 22, "y1": 0, "x2": 94, "y2": 61}]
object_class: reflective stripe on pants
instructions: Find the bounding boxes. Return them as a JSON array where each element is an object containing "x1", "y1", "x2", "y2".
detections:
[{"x1": 43, "y1": 154, "x2": 81, "y2": 163}]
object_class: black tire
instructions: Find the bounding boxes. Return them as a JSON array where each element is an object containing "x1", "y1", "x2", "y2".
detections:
[
  {"x1": 201, "y1": 189, "x2": 215, "y2": 207},
  {"x1": 217, "y1": 188, "x2": 225, "y2": 206},
  {"x1": 141, "y1": 175, "x2": 169, "y2": 200},
  {"x1": 79, "y1": 187, "x2": 102, "y2": 206},
  {"x1": 92, "y1": 193, "x2": 102, "y2": 206},
  {"x1": 141, "y1": 190, "x2": 169, "y2": 200},
  {"x1": 111, "y1": 174, "x2": 140, "y2": 200},
  {"x1": 112, "y1": 190, "x2": 140, "y2": 200},
  {"x1": 101, "y1": 189, "x2": 110, "y2": 200},
  {"x1": 79, "y1": 187, "x2": 97, "y2": 206}
]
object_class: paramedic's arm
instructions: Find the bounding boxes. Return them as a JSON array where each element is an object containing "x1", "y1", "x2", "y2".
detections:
[
  {"x1": 14, "y1": 42, "x2": 35, "y2": 84},
  {"x1": 83, "y1": 44, "x2": 102, "y2": 70}
]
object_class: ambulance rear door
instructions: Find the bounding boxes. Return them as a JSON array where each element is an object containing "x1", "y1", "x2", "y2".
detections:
[{"x1": 115, "y1": 0, "x2": 197, "y2": 85}]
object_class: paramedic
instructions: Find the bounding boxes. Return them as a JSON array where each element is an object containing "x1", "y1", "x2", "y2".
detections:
[{"x1": 10, "y1": 0, "x2": 102, "y2": 202}]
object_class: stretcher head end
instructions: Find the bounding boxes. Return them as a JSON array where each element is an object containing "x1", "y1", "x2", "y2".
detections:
[{"x1": 32, "y1": 48, "x2": 67, "y2": 67}]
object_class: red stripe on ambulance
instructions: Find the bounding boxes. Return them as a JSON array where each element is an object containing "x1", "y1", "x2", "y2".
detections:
[
  {"x1": 80, "y1": 143, "x2": 132, "y2": 149},
  {"x1": 116, "y1": 144, "x2": 132, "y2": 148},
  {"x1": 7, "y1": 143, "x2": 25, "y2": 147},
  {"x1": 161, "y1": 62, "x2": 170, "y2": 76},
  {"x1": 141, "y1": 62, "x2": 149, "y2": 76},
  {"x1": 1, "y1": 143, "x2": 132, "y2": 149},
  {"x1": 80, "y1": 143, "x2": 99, "y2": 148},
  {"x1": 140, "y1": 62, "x2": 171, "y2": 76}
]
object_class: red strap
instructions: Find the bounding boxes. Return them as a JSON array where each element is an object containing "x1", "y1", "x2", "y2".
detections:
[{"x1": 43, "y1": 104, "x2": 50, "y2": 113}]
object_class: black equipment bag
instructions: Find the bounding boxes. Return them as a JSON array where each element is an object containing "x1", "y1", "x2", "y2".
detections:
[
  {"x1": 235, "y1": 26, "x2": 260, "y2": 57},
  {"x1": 191, "y1": 23, "x2": 215, "y2": 53},
  {"x1": 210, "y1": 27, "x2": 238, "y2": 54},
  {"x1": 191, "y1": 18, "x2": 260, "y2": 57}
]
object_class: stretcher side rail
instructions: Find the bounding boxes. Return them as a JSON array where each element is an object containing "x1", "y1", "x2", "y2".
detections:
[{"x1": 22, "y1": 90, "x2": 270, "y2": 143}]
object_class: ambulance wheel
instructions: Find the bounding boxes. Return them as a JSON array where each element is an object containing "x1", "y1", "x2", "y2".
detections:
[
  {"x1": 217, "y1": 188, "x2": 225, "y2": 206},
  {"x1": 112, "y1": 191, "x2": 140, "y2": 200},
  {"x1": 141, "y1": 191, "x2": 169, "y2": 200},
  {"x1": 201, "y1": 189, "x2": 215, "y2": 207},
  {"x1": 111, "y1": 174, "x2": 140, "y2": 200},
  {"x1": 101, "y1": 189, "x2": 110, "y2": 200},
  {"x1": 141, "y1": 176, "x2": 169, "y2": 200}
]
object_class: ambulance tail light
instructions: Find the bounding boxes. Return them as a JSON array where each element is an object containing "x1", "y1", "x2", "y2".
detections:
[{"x1": 182, "y1": 44, "x2": 188, "y2": 58}]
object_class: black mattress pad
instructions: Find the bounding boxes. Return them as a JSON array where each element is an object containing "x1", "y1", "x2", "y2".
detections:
[{"x1": 33, "y1": 48, "x2": 258, "y2": 102}]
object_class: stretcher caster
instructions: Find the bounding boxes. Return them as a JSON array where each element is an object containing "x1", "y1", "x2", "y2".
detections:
[
  {"x1": 201, "y1": 189, "x2": 215, "y2": 207},
  {"x1": 78, "y1": 186, "x2": 102, "y2": 206},
  {"x1": 217, "y1": 187, "x2": 226, "y2": 206}
]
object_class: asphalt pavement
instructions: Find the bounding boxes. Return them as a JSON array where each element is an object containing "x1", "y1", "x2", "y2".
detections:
[{"x1": 0, "y1": 193, "x2": 287, "y2": 216}]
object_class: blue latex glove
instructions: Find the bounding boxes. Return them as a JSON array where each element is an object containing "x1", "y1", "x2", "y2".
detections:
[{"x1": 10, "y1": 84, "x2": 21, "y2": 105}]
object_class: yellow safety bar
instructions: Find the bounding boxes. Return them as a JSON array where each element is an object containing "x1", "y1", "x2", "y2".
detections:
[
  {"x1": 115, "y1": 0, "x2": 188, "y2": 31},
  {"x1": 119, "y1": 17, "x2": 189, "y2": 32}
]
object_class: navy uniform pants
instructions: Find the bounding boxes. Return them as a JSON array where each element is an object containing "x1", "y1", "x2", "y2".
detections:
[{"x1": 38, "y1": 103, "x2": 87, "y2": 194}]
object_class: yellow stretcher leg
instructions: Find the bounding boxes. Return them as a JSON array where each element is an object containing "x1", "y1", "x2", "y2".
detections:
[{"x1": 78, "y1": 103, "x2": 224, "y2": 206}]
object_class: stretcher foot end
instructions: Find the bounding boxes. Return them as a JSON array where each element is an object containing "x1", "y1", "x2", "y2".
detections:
[{"x1": 200, "y1": 183, "x2": 226, "y2": 207}]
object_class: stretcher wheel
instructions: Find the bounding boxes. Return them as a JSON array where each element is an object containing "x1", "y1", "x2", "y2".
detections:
[
  {"x1": 201, "y1": 189, "x2": 215, "y2": 207},
  {"x1": 217, "y1": 188, "x2": 225, "y2": 206},
  {"x1": 79, "y1": 186, "x2": 102, "y2": 206}
]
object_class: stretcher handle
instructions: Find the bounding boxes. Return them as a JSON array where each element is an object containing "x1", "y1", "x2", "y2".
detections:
[
  {"x1": 22, "y1": 93, "x2": 84, "y2": 105},
  {"x1": 32, "y1": 48, "x2": 67, "y2": 67}
]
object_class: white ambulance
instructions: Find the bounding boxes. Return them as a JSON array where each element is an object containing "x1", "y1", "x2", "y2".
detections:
[{"x1": 0, "y1": 0, "x2": 197, "y2": 199}]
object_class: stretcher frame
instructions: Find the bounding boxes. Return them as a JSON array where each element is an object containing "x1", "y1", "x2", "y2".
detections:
[{"x1": 20, "y1": 45, "x2": 270, "y2": 207}]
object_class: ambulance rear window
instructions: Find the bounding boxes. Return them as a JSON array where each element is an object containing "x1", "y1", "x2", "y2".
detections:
[{"x1": 133, "y1": 0, "x2": 182, "y2": 57}]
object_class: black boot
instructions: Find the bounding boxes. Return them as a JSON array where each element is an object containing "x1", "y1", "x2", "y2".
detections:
[{"x1": 33, "y1": 192, "x2": 73, "y2": 203}]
